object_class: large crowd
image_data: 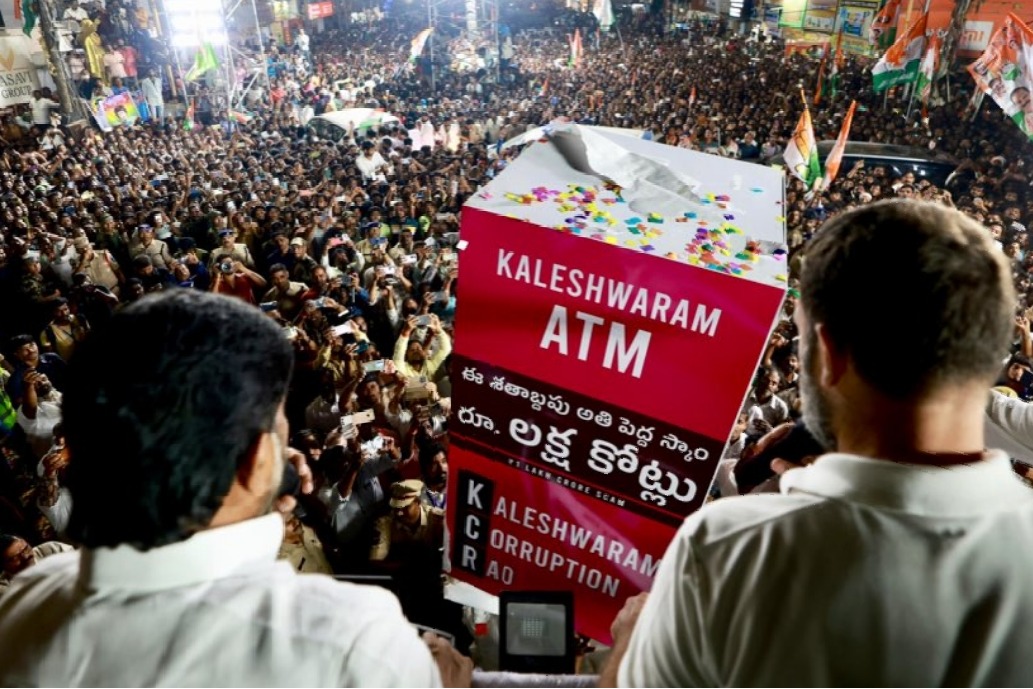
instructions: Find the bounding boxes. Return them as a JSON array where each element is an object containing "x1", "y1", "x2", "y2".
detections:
[{"x1": 2, "y1": 4, "x2": 1032, "y2": 653}]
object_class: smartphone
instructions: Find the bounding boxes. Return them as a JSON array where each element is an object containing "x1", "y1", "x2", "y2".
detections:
[
  {"x1": 260, "y1": 301, "x2": 278, "y2": 312},
  {"x1": 416, "y1": 315, "x2": 431, "y2": 327},
  {"x1": 277, "y1": 461, "x2": 301, "y2": 498},
  {"x1": 356, "y1": 341, "x2": 371, "y2": 354},
  {"x1": 352, "y1": 409, "x2": 375, "y2": 424},
  {"x1": 340, "y1": 415, "x2": 357, "y2": 439},
  {"x1": 733, "y1": 423, "x2": 825, "y2": 493},
  {"x1": 412, "y1": 624, "x2": 455, "y2": 646},
  {"x1": 332, "y1": 322, "x2": 354, "y2": 336},
  {"x1": 362, "y1": 359, "x2": 386, "y2": 373}
]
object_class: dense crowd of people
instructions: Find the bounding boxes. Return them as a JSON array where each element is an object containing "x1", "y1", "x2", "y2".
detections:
[{"x1": 2, "y1": 5, "x2": 1032, "y2": 653}]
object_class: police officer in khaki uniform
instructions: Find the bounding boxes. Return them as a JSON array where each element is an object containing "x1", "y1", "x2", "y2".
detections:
[{"x1": 369, "y1": 479, "x2": 444, "y2": 562}]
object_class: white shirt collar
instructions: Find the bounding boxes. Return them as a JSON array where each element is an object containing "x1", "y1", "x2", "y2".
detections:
[
  {"x1": 781, "y1": 450, "x2": 1032, "y2": 517},
  {"x1": 79, "y1": 513, "x2": 284, "y2": 593}
]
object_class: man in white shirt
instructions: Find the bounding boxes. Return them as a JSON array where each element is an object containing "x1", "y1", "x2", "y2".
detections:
[
  {"x1": 140, "y1": 70, "x2": 164, "y2": 123},
  {"x1": 605, "y1": 200, "x2": 1033, "y2": 687},
  {"x1": 0, "y1": 290, "x2": 470, "y2": 687},
  {"x1": 28, "y1": 90, "x2": 60, "y2": 127},
  {"x1": 356, "y1": 141, "x2": 388, "y2": 182}
]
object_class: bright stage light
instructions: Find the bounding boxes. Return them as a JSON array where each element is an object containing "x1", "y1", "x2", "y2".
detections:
[{"x1": 163, "y1": 0, "x2": 229, "y2": 47}]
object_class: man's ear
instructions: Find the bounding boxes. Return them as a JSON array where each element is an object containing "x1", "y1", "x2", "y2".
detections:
[
  {"x1": 237, "y1": 432, "x2": 278, "y2": 498},
  {"x1": 814, "y1": 322, "x2": 847, "y2": 388}
]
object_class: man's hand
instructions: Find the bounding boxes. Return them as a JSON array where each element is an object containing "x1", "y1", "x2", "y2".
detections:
[
  {"x1": 610, "y1": 592, "x2": 649, "y2": 647},
  {"x1": 275, "y1": 446, "x2": 314, "y2": 516},
  {"x1": 402, "y1": 315, "x2": 417, "y2": 338},
  {"x1": 422, "y1": 632, "x2": 473, "y2": 688}
]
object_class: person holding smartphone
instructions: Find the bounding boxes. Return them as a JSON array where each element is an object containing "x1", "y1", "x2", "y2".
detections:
[{"x1": 392, "y1": 313, "x2": 451, "y2": 381}]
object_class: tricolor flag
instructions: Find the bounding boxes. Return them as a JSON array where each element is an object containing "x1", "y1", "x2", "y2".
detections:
[
  {"x1": 183, "y1": 102, "x2": 195, "y2": 131},
  {"x1": 869, "y1": 0, "x2": 901, "y2": 48},
  {"x1": 915, "y1": 34, "x2": 940, "y2": 115},
  {"x1": 784, "y1": 103, "x2": 821, "y2": 189},
  {"x1": 967, "y1": 13, "x2": 1033, "y2": 140},
  {"x1": 689, "y1": 85, "x2": 696, "y2": 107},
  {"x1": 871, "y1": 12, "x2": 927, "y2": 92},
  {"x1": 410, "y1": 28, "x2": 433, "y2": 61},
  {"x1": 228, "y1": 109, "x2": 253, "y2": 124},
  {"x1": 569, "y1": 29, "x2": 583, "y2": 67},
  {"x1": 825, "y1": 29, "x2": 844, "y2": 100},
  {"x1": 814, "y1": 51, "x2": 826, "y2": 106},
  {"x1": 821, "y1": 100, "x2": 857, "y2": 191}
]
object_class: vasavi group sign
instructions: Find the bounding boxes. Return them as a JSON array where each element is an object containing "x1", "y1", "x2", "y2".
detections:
[
  {"x1": 0, "y1": 35, "x2": 38, "y2": 107},
  {"x1": 447, "y1": 124, "x2": 788, "y2": 641}
]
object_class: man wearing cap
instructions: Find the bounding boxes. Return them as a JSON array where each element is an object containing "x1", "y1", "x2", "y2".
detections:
[
  {"x1": 74, "y1": 237, "x2": 122, "y2": 295},
  {"x1": 209, "y1": 229, "x2": 256, "y2": 272},
  {"x1": 128, "y1": 225, "x2": 171, "y2": 272},
  {"x1": 289, "y1": 237, "x2": 319, "y2": 285},
  {"x1": 369, "y1": 479, "x2": 445, "y2": 563}
]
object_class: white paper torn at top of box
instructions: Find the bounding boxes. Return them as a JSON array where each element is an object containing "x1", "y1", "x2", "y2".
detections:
[{"x1": 466, "y1": 122, "x2": 790, "y2": 288}]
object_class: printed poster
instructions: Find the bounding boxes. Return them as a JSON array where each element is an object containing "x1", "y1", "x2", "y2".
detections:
[
  {"x1": 0, "y1": 34, "x2": 38, "y2": 107},
  {"x1": 448, "y1": 208, "x2": 785, "y2": 642},
  {"x1": 92, "y1": 92, "x2": 142, "y2": 131},
  {"x1": 835, "y1": 0, "x2": 879, "y2": 39},
  {"x1": 967, "y1": 13, "x2": 1033, "y2": 141},
  {"x1": 779, "y1": 0, "x2": 807, "y2": 29},
  {"x1": 802, "y1": 0, "x2": 837, "y2": 33}
]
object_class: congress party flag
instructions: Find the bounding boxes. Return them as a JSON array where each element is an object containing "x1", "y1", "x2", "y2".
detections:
[
  {"x1": 967, "y1": 13, "x2": 1033, "y2": 141},
  {"x1": 871, "y1": 12, "x2": 927, "y2": 93},
  {"x1": 409, "y1": 28, "x2": 433, "y2": 61},
  {"x1": 821, "y1": 100, "x2": 857, "y2": 192},
  {"x1": 915, "y1": 34, "x2": 939, "y2": 114},
  {"x1": 869, "y1": 0, "x2": 901, "y2": 48},
  {"x1": 784, "y1": 105, "x2": 821, "y2": 189}
]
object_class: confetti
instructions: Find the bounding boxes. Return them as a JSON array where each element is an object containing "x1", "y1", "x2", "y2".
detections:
[{"x1": 775, "y1": 274, "x2": 788, "y2": 282}]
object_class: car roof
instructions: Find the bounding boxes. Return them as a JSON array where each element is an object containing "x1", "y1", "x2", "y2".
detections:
[{"x1": 816, "y1": 140, "x2": 957, "y2": 165}]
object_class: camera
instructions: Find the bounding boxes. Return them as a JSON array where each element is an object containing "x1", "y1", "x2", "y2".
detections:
[{"x1": 219, "y1": 260, "x2": 234, "y2": 274}]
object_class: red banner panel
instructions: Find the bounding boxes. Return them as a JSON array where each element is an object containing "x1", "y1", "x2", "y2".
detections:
[
  {"x1": 448, "y1": 176, "x2": 785, "y2": 642},
  {"x1": 307, "y1": 1, "x2": 334, "y2": 20}
]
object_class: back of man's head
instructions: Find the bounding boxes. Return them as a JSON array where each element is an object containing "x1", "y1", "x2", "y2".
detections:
[
  {"x1": 64, "y1": 290, "x2": 294, "y2": 550},
  {"x1": 800, "y1": 199, "x2": 1014, "y2": 399}
]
